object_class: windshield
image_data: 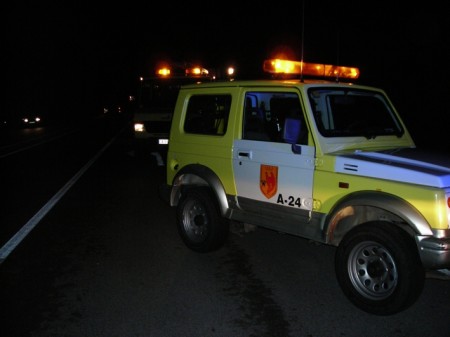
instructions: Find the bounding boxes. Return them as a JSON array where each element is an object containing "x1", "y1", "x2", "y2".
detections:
[
  {"x1": 139, "y1": 78, "x2": 189, "y2": 112},
  {"x1": 308, "y1": 88, "x2": 404, "y2": 139}
]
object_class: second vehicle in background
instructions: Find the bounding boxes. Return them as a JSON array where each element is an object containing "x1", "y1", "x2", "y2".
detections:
[{"x1": 131, "y1": 62, "x2": 215, "y2": 161}]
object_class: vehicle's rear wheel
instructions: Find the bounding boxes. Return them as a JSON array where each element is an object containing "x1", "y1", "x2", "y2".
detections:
[
  {"x1": 335, "y1": 221, "x2": 425, "y2": 315},
  {"x1": 176, "y1": 188, "x2": 229, "y2": 253}
]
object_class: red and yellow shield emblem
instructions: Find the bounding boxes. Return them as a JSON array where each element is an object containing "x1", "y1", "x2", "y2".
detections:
[{"x1": 260, "y1": 164, "x2": 278, "y2": 199}]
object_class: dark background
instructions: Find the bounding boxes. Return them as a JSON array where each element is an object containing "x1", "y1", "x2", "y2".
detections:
[{"x1": 4, "y1": 1, "x2": 450, "y2": 151}]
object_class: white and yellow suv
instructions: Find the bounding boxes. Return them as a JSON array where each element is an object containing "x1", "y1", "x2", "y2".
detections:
[{"x1": 162, "y1": 59, "x2": 450, "y2": 315}]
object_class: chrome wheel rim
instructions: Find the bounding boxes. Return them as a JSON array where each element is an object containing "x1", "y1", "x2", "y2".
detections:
[
  {"x1": 182, "y1": 198, "x2": 209, "y2": 243},
  {"x1": 347, "y1": 241, "x2": 398, "y2": 300}
]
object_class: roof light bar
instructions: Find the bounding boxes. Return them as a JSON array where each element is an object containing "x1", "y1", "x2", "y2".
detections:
[
  {"x1": 263, "y1": 59, "x2": 360, "y2": 79},
  {"x1": 156, "y1": 67, "x2": 171, "y2": 76},
  {"x1": 156, "y1": 65, "x2": 210, "y2": 78},
  {"x1": 185, "y1": 67, "x2": 209, "y2": 76}
]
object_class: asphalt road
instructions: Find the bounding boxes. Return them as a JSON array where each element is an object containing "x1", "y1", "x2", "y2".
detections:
[{"x1": 0, "y1": 119, "x2": 449, "y2": 337}]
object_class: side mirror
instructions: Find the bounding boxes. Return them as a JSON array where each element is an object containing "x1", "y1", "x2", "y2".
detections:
[{"x1": 282, "y1": 117, "x2": 302, "y2": 154}]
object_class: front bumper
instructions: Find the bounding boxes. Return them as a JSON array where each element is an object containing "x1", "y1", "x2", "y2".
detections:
[{"x1": 417, "y1": 235, "x2": 450, "y2": 269}]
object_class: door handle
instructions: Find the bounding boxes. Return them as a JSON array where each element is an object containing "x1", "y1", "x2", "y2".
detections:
[{"x1": 238, "y1": 151, "x2": 251, "y2": 158}]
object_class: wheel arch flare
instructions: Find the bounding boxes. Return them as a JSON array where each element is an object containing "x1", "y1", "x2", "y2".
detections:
[
  {"x1": 325, "y1": 190, "x2": 432, "y2": 246},
  {"x1": 170, "y1": 164, "x2": 229, "y2": 215}
]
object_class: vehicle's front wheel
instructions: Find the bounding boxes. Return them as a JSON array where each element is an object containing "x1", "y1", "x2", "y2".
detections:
[
  {"x1": 335, "y1": 222, "x2": 425, "y2": 315},
  {"x1": 176, "y1": 188, "x2": 229, "y2": 253}
]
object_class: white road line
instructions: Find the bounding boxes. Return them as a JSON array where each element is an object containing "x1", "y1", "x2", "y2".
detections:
[
  {"x1": 0, "y1": 129, "x2": 79, "y2": 159},
  {"x1": 0, "y1": 134, "x2": 118, "y2": 264}
]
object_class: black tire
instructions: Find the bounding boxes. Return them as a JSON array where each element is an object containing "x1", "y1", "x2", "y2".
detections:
[
  {"x1": 176, "y1": 188, "x2": 229, "y2": 253},
  {"x1": 335, "y1": 221, "x2": 425, "y2": 315}
]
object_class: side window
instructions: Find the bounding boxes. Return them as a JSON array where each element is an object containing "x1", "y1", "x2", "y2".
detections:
[
  {"x1": 243, "y1": 92, "x2": 308, "y2": 144},
  {"x1": 184, "y1": 94, "x2": 231, "y2": 135},
  {"x1": 243, "y1": 95, "x2": 270, "y2": 141}
]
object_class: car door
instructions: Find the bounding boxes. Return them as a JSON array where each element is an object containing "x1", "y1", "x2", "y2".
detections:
[{"x1": 232, "y1": 90, "x2": 315, "y2": 231}]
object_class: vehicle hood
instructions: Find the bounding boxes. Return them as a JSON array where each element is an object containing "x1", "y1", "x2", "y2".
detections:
[{"x1": 334, "y1": 148, "x2": 450, "y2": 188}]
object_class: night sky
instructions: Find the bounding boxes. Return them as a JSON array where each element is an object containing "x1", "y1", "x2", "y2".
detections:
[{"x1": 4, "y1": 1, "x2": 450, "y2": 151}]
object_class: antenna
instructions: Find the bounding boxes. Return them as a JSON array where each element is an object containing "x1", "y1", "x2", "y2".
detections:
[
  {"x1": 335, "y1": 31, "x2": 340, "y2": 82},
  {"x1": 300, "y1": 0, "x2": 305, "y2": 82},
  {"x1": 335, "y1": 3, "x2": 341, "y2": 82}
]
